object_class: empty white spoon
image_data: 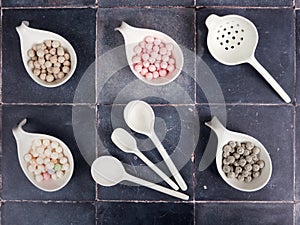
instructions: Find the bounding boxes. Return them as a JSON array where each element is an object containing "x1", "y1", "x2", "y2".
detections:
[
  {"x1": 115, "y1": 21, "x2": 183, "y2": 86},
  {"x1": 12, "y1": 118, "x2": 74, "y2": 192},
  {"x1": 123, "y1": 100, "x2": 187, "y2": 191},
  {"x1": 16, "y1": 21, "x2": 77, "y2": 88},
  {"x1": 205, "y1": 116, "x2": 272, "y2": 192},
  {"x1": 91, "y1": 156, "x2": 189, "y2": 200},
  {"x1": 206, "y1": 14, "x2": 291, "y2": 103},
  {"x1": 111, "y1": 128, "x2": 179, "y2": 190}
]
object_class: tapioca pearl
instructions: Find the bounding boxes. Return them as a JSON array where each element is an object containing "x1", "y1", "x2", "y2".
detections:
[
  {"x1": 160, "y1": 47, "x2": 167, "y2": 55},
  {"x1": 35, "y1": 175, "x2": 43, "y2": 182},
  {"x1": 154, "y1": 38, "x2": 161, "y2": 46},
  {"x1": 46, "y1": 162, "x2": 55, "y2": 169},
  {"x1": 145, "y1": 36, "x2": 154, "y2": 43},
  {"x1": 33, "y1": 139, "x2": 42, "y2": 147},
  {"x1": 137, "y1": 52, "x2": 143, "y2": 57},
  {"x1": 166, "y1": 43, "x2": 174, "y2": 51},
  {"x1": 143, "y1": 61, "x2": 150, "y2": 68},
  {"x1": 132, "y1": 56, "x2": 141, "y2": 64},
  {"x1": 151, "y1": 51, "x2": 158, "y2": 58},
  {"x1": 162, "y1": 55, "x2": 169, "y2": 62},
  {"x1": 28, "y1": 165, "x2": 35, "y2": 172},
  {"x1": 44, "y1": 148, "x2": 52, "y2": 157},
  {"x1": 24, "y1": 154, "x2": 32, "y2": 162},
  {"x1": 55, "y1": 146, "x2": 63, "y2": 153},
  {"x1": 153, "y1": 45, "x2": 160, "y2": 52},
  {"x1": 44, "y1": 158, "x2": 51, "y2": 165},
  {"x1": 39, "y1": 153, "x2": 46, "y2": 159},
  {"x1": 51, "y1": 152, "x2": 59, "y2": 160},
  {"x1": 30, "y1": 150, "x2": 39, "y2": 158},
  {"x1": 43, "y1": 173, "x2": 51, "y2": 180},
  {"x1": 134, "y1": 46, "x2": 142, "y2": 54},
  {"x1": 56, "y1": 170, "x2": 64, "y2": 178},
  {"x1": 37, "y1": 147, "x2": 44, "y2": 154},
  {"x1": 58, "y1": 153, "x2": 63, "y2": 158},
  {"x1": 169, "y1": 58, "x2": 175, "y2": 64},
  {"x1": 159, "y1": 69, "x2": 167, "y2": 77},
  {"x1": 154, "y1": 61, "x2": 161, "y2": 69},
  {"x1": 142, "y1": 49, "x2": 147, "y2": 53},
  {"x1": 42, "y1": 139, "x2": 50, "y2": 147},
  {"x1": 37, "y1": 165, "x2": 45, "y2": 172},
  {"x1": 51, "y1": 141, "x2": 59, "y2": 148},
  {"x1": 36, "y1": 157, "x2": 44, "y2": 165},
  {"x1": 142, "y1": 53, "x2": 149, "y2": 61},
  {"x1": 148, "y1": 57, "x2": 156, "y2": 64},
  {"x1": 141, "y1": 68, "x2": 148, "y2": 76},
  {"x1": 34, "y1": 169, "x2": 41, "y2": 175},
  {"x1": 159, "y1": 43, "x2": 164, "y2": 47},
  {"x1": 167, "y1": 51, "x2": 172, "y2": 56},
  {"x1": 161, "y1": 61, "x2": 168, "y2": 69},
  {"x1": 134, "y1": 64, "x2": 143, "y2": 72},
  {"x1": 153, "y1": 71, "x2": 159, "y2": 78},
  {"x1": 62, "y1": 163, "x2": 70, "y2": 171},
  {"x1": 139, "y1": 41, "x2": 146, "y2": 48},
  {"x1": 51, "y1": 173, "x2": 57, "y2": 180},
  {"x1": 146, "y1": 72, "x2": 153, "y2": 80},
  {"x1": 167, "y1": 64, "x2": 175, "y2": 72},
  {"x1": 148, "y1": 65, "x2": 156, "y2": 72},
  {"x1": 60, "y1": 157, "x2": 68, "y2": 164},
  {"x1": 156, "y1": 54, "x2": 162, "y2": 61},
  {"x1": 146, "y1": 43, "x2": 153, "y2": 50}
]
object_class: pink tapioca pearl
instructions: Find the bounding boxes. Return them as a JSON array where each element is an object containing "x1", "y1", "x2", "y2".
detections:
[
  {"x1": 146, "y1": 72, "x2": 153, "y2": 80},
  {"x1": 43, "y1": 172, "x2": 51, "y2": 180},
  {"x1": 141, "y1": 68, "x2": 148, "y2": 76},
  {"x1": 162, "y1": 55, "x2": 169, "y2": 62},
  {"x1": 167, "y1": 51, "x2": 172, "y2": 56},
  {"x1": 151, "y1": 52, "x2": 158, "y2": 58},
  {"x1": 159, "y1": 43, "x2": 164, "y2": 48},
  {"x1": 143, "y1": 61, "x2": 150, "y2": 68},
  {"x1": 148, "y1": 65, "x2": 156, "y2": 72},
  {"x1": 142, "y1": 53, "x2": 150, "y2": 61},
  {"x1": 153, "y1": 46, "x2": 160, "y2": 52},
  {"x1": 159, "y1": 69, "x2": 167, "y2": 77},
  {"x1": 161, "y1": 61, "x2": 168, "y2": 69},
  {"x1": 153, "y1": 71, "x2": 159, "y2": 78},
  {"x1": 169, "y1": 58, "x2": 175, "y2": 64},
  {"x1": 156, "y1": 54, "x2": 162, "y2": 61},
  {"x1": 139, "y1": 41, "x2": 146, "y2": 48},
  {"x1": 134, "y1": 64, "x2": 143, "y2": 72},
  {"x1": 167, "y1": 64, "x2": 175, "y2": 72},
  {"x1": 166, "y1": 43, "x2": 174, "y2": 51},
  {"x1": 148, "y1": 57, "x2": 156, "y2": 64},
  {"x1": 132, "y1": 56, "x2": 141, "y2": 64},
  {"x1": 142, "y1": 49, "x2": 147, "y2": 53},
  {"x1": 160, "y1": 47, "x2": 167, "y2": 55},
  {"x1": 146, "y1": 43, "x2": 153, "y2": 50},
  {"x1": 154, "y1": 38, "x2": 161, "y2": 46},
  {"x1": 154, "y1": 61, "x2": 161, "y2": 69},
  {"x1": 134, "y1": 46, "x2": 142, "y2": 54},
  {"x1": 145, "y1": 36, "x2": 154, "y2": 43}
]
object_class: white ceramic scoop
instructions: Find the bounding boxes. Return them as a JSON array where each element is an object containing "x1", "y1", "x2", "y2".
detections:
[
  {"x1": 91, "y1": 156, "x2": 189, "y2": 200},
  {"x1": 111, "y1": 128, "x2": 179, "y2": 190},
  {"x1": 16, "y1": 21, "x2": 77, "y2": 88},
  {"x1": 12, "y1": 119, "x2": 74, "y2": 192},
  {"x1": 124, "y1": 100, "x2": 187, "y2": 191},
  {"x1": 205, "y1": 116, "x2": 272, "y2": 192},
  {"x1": 115, "y1": 21, "x2": 183, "y2": 86},
  {"x1": 206, "y1": 14, "x2": 291, "y2": 103}
]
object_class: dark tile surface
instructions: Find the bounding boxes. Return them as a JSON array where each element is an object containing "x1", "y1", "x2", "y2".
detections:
[
  {"x1": 194, "y1": 105, "x2": 294, "y2": 201},
  {"x1": 296, "y1": 204, "x2": 300, "y2": 225},
  {"x1": 197, "y1": 0, "x2": 293, "y2": 7},
  {"x1": 99, "y1": 0, "x2": 194, "y2": 7},
  {"x1": 97, "y1": 8, "x2": 195, "y2": 104},
  {"x1": 97, "y1": 104, "x2": 195, "y2": 200},
  {"x1": 195, "y1": 203, "x2": 293, "y2": 225},
  {"x1": 196, "y1": 8, "x2": 294, "y2": 104},
  {"x1": 2, "y1": 202, "x2": 95, "y2": 225},
  {"x1": 2, "y1": 9, "x2": 96, "y2": 103},
  {"x1": 97, "y1": 202, "x2": 194, "y2": 225},
  {"x1": 296, "y1": 10, "x2": 300, "y2": 104},
  {"x1": 296, "y1": 106, "x2": 300, "y2": 200},
  {"x1": 2, "y1": 0, "x2": 95, "y2": 7},
  {"x1": 1, "y1": 105, "x2": 96, "y2": 200}
]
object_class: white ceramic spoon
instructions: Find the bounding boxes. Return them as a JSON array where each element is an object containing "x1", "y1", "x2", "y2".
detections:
[
  {"x1": 12, "y1": 118, "x2": 74, "y2": 192},
  {"x1": 16, "y1": 21, "x2": 77, "y2": 88},
  {"x1": 91, "y1": 156, "x2": 189, "y2": 200},
  {"x1": 115, "y1": 21, "x2": 183, "y2": 86},
  {"x1": 205, "y1": 116, "x2": 272, "y2": 192},
  {"x1": 206, "y1": 14, "x2": 291, "y2": 103},
  {"x1": 111, "y1": 128, "x2": 179, "y2": 190},
  {"x1": 124, "y1": 100, "x2": 187, "y2": 191}
]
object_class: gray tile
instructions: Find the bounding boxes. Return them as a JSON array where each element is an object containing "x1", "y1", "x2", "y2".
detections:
[
  {"x1": 295, "y1": 106, "x2": 300, "y2": 200},
  {"x1": 97, "y1": 8, "x2": 195, "y2": 104},
  {"x1": 2, "y1": 202, "x2": 95, "y2": 225},
  {"x1": 97, "y1": 202, "x2": 194, "y2": 225},
  {"x1": 97, "y1": 104, "x2": 195, "y2": 200},
  {"x1": 2, "y1": 9, "x2": 96, "y2": 103},
  {"x1": 1, "y1": 105, "x2": 95, "y2": 200},
  {"x1": 195, "y1": 203, "x2": 293, "y2": 225},
  {"x1": 2, "y1": 0, "x2": 95, "y2": 7},
  {"x1": 194, "y1": 105, "x2": 294, "y2": 200},
  {"x1": 197, "y1": 0, "x2": 292, "y2": 7},
  {"x1": 98, "y1": 0, "x2": 194, "y2": 7},
  {"x1": 196, "y1": 8, "x2": 294, "y2": 104}
]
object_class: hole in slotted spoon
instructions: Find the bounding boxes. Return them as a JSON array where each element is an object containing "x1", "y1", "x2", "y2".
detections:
[
  {"x1": 225, "y1": 47, "x2": 228, "y2": 50},
  {"x1": 231, "y1": 46, "x2": 234, "y2": 49},
  {"x1": 220, "y1": 42, "x2": 223, "y2": 45},
  {"x1": 241, "y1": 29, "x2": 244, "y2": 32},
  {"x1": 237, "y1": 42, "x2": 240, "y2": 45},
  {"x1": 235, "y1": 30, "x2": 238, "y2": 34},
  {"x1": 226, "y1": 40, "x2": 229, "y2": 43},
  {"x1": 232, "y1": 36, "x2": 235, "y2": 40},
  {"x1": 228, "y1": 32, "x2": 231, "y2": 35},
  {"x1": 241, "y1": 37, "x2": 244, "y2": 41},
  {"x1": 222, "y1": 34, "x2": 225, "y2": 38}
]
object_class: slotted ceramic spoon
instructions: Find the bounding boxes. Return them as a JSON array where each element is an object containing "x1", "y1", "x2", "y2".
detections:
[
  {"x1": 124, "y1": 100, "x2": 187, "y2": 191},
  {"x1": 205, "y1": 116, "x2": 272, "y2": 192},
  {"x1": 12, "y1": 119, "x2": 74, "y2": 192},
  {"x1": 16, "y1": 21, "x2": 77, "y2": 88},
  {"x1": 115, "y1": 21, "x2": 183, "y2": 86},
  {"x1": 91, "y1": 156, "x2": 189, "y2": 200},
  {"x1": 206, "y1": 14, "x2": 291, "y2": 103},
  {"x1": 111, "y1": 128, "x2": 179, "y2": 190}
]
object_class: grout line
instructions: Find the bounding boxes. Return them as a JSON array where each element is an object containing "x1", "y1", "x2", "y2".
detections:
[
  {"x1": 294, "y1": 7, "x2": 297, "y2": 225},
  {"x1": 294, "y1": 9, "x2": 297, "y2": 105},
  {"x1": 294, "y1": 203, "x2": 296, "y2": 225},
  {"x1": 1, "y1": 199, "x2": 95, "y2": 203},
  {"x1": 196, "y1": 5, "x2": 293, "y2": 9},
  {"x1": 1, "y1": 5, "x2": 96, "y2": 10},
  {"x1": 1, "y1": 102, "x2": 96, "y2": 106}
]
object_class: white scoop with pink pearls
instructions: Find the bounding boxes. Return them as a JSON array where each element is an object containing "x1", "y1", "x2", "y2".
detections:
[{"x1": 115, "y1": 21, "x2": 183, "y2": 86}]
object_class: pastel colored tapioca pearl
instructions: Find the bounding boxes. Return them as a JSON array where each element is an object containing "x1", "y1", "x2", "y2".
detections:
[
  {"x1": 146, "y1": 72, "x2": 153, "y2": 80},
  {"x1": 134, "y1": 46, "x2": 142, "y2": 54},
  {"x1": 159, "y1": 70, "x2": 167, "y2": 77},
  {"x1": 169, "y1": 58, "x2": 175, "y2": 64},
  {"x1": 166, "y1": 43, "x2": 174, "y2": 51},
  {"x1": 167, "y1": 64, "x2": 175, "y2": 72},
  {"x1": 161, "y1": 61, "x2": 168, "y2": 69},
  {"x1": 148, "y1": 65, "x2": 156, "y2": 72},
  {"x1": 143, "y1": 61, "x2": 150, "y2": 68},
  {"x1": 145, "y1": 36, "x2": 154, "y2": 43},
  {"x1": 132, "y1": 56, "x2": 141, "y2": 64},
  {"x1": 154, "y1": 38, "x2": 161, "y2": 46},
  {"x1": 159, "y1": 47, "x2": 167, "y2": 55},
  {"x1": 153, "y1": 71, "x2": 159, "y2": 78},
  {"x1": 142, "y1": 53, "x2": 150, "y2": 61},
  {"x1": 141, "y1": 68, "x2": 148, "y2": 76},
  {"x1": 134, "y1": 64, "x2": 143, "y2": 73}
]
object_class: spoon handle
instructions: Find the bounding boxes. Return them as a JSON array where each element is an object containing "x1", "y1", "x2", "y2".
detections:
[
  {"x1": 135, "y1": 151, "x2": 179, "y2": 190},
  {"x1": 125, "y1": 173, "x2": 189, "y2": 200},
  {"x1": 150, "y1": 133, "x2": 187, "y2": 191},
  {"x1": 249, "y1": 57, "x2": 291, "y2": 103}
]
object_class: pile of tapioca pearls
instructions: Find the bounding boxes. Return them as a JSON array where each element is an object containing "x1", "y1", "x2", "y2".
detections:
[
  {"x1": 24, "y1": 139, "x2": 70, "y2": 182},
  {"x1": 132, "y1": 36, "x2": 176, "y2": 81}
]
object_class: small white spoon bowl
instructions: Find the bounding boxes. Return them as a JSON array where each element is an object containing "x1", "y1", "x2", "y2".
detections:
[
  {"x1": 16, "y1": 21, "x2": 77, "y2": 88},
  {"x1": 12, "y1": 118, "x2": 74, "y2": 192},
  {"x1": 115, "y1": 21, "x2": 183, "y2": 86},
  {"x1": 205, "y1": 117, "x2": 272, "y2": 192}
]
